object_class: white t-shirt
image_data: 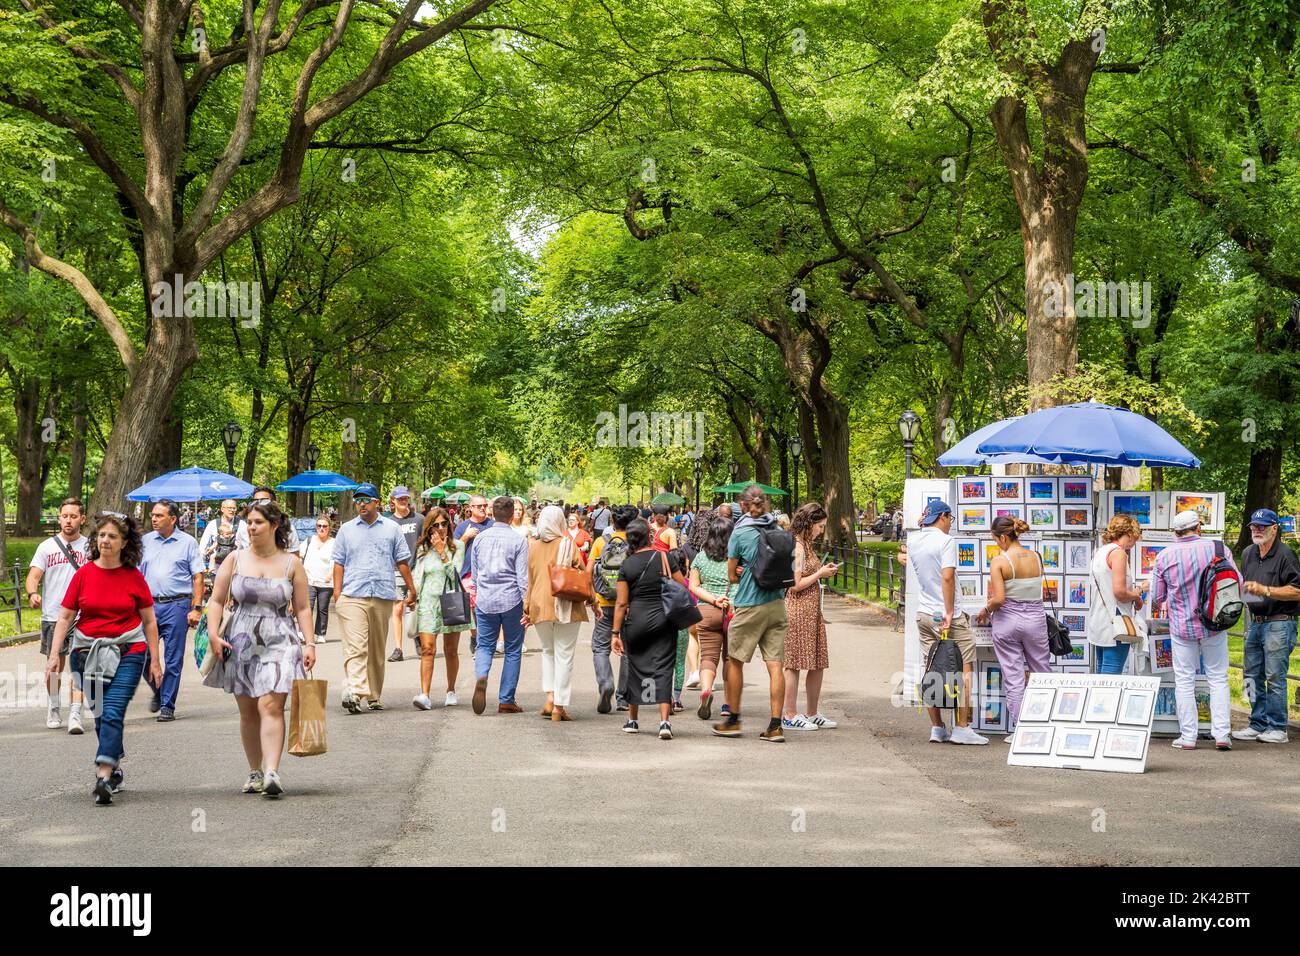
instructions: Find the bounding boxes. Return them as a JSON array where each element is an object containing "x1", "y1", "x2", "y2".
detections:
[
  {"x1": 30, "y1": 535, "x2": 90, "y2": 622},
  {"x1": 297, "y1": 535, "x2": 336, "y2": 589},
  {"x1": 908, "y1": 526, "x2": 956, "y2": 618}
]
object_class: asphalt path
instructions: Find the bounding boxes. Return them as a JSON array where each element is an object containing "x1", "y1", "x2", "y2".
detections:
[{"x1": 1, "y1": 597, "x2": 1295, "y2": 866}]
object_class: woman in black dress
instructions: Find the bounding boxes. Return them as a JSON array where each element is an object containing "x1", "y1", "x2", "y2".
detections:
[{"x1": 612, "y1": 518, "x2": 687, "y2": 739}]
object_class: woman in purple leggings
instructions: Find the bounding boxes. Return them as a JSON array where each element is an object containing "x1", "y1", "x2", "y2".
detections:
[{"x1": 976, "y1": 515, "x2": 1051, "y2": 733}]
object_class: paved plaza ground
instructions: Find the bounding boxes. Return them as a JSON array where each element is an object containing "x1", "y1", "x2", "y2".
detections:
[{"x1": 2, "y1": 595, "x2": 1296, "y2": 866}]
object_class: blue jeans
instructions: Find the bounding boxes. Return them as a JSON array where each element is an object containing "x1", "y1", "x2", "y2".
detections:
[
  {"x1": 71, "y1": 649, "x2": 145, "y2": 767},
  {"x1": 1243, "y1": 618, "x2": 1297, "y2": 732},
  {"x1": 1095, "y1": 643, "x2": 1131, "y2": 675},
  {"x1": 146, "y1": 600, "x2": 191, "y2": 710},
  {"x1": 591, "y1": 606, "x2": 615, "y2": 695},
  {"x1": 474, "y1": 602, "x2": 526, "y2": 704}
]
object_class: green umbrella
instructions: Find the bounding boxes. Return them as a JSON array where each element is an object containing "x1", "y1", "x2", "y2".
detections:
[
  {"x1": 446, "y1": 491, "x2": 472, "y2": 504},
  {"x1": 651, "y1": 491, "x2": 686, "y2": 506},
  {"x1": 711, "y1": 481, "x2": 787, "y2": 496},
  {"x1": 439, "y1": 477, "x2": 475, "y2": 491},
  {"x1": 421, "y1": 486, "x2": 447, "y2": 499}
]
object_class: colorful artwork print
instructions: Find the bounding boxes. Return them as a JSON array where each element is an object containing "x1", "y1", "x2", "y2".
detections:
[
  {"x1": 1118, "y1": 689, "x2": 1155, "y2": 726},
  {"x1": 1154, "y1": 686, "x2": 1177, "y2": 717},
  {"x1": 1151, "y1": 637, "x2": 1173, "y2": 671},
  {"x1": 1029, "y1": 506, "x2": 1057, "y2": 529},
  {"x1": 1174, "y1": 494, "x2": 1216, "y2": 529},
  {"x1": 1026, "y1": 478, "x2": 1056, "y2": 502},
  {"x1": 994, "y1": 479, "x2": 1023, "y2": 501},
  {"x1": 958, "y1": 478, "x2": 990, "y2": 503},
  {"x1": 1111, "y1": 493, "x2": 1153, "y2": 525},
  {"x1": 1062, "y1": 505, "x2": 1092, "y2": 528},
  {"x1": 958, "y1": 575, "x2": 982, "y2": 599},
  {"x1": 981, "y1": 665, "x2": 1005, "y2": 725},
  {"x1": 1013, "y1": 725, "x2": 1054, "y2": 754},
  {"x1": 1056, "y1": 728, "x2": 1100, "y2": 759},
  {"x1": 958, "y1": 506, "x2": 990, "y2": 531},
  {"x1": 1065, "y1": 575, "x2": 1090, "y2": 608},
  {"x1": 1041, "y1": 577, "x2": 1061, "y2": 604},
  {"x1": 983, "y1": 541, "x2": 1002, "y2": 571},
  {"x1": 1057, "y1": 640, "x2": 1087, "y2": 663},
  {"x1": 956, "y1": 541, "x2": 977, "y2": 569},
  {"x1": 1085, "y1": 687, "x2": 1121, "y2": 723},
  {"x1": 1065, "y1": 542, "x2": 1091, "y2": 574},
  {"x1": 1103, "y1": 728, "x2": 1148, "y2": 759},
  {"x1": 994, "y1": 505, "x2": 1024, "y2": 521},
  {"x1": 1020, "y1": 687, "x2": 1055, "y2": 722},
  {"x1": 1060, "y1": 612, "x2": 1086, "y2": 633},
  {"x1": 1051, "y1": 688, "x2": 1087, "y2": 722},
  {"x1": 1139, "y1": 544, "x2": 1166, "y2": 576},
  {"x1": 1195, "y1": 689, "x2": 1213, "y2": 723},
  {"x1": 1061, "y1": 480, "x2": 1090, "y2": 501},
  {"x1": 1039, "y1": 543, "x2": 1062, "y2": 571}
]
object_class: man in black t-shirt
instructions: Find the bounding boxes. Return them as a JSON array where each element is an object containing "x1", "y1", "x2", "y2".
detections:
[
  {"x1": 1232, "y1": 508, "x2": 1300, "y2": 745},
  {"x1": 384, "y1": 486, "x2": 423, "y2": 662}
]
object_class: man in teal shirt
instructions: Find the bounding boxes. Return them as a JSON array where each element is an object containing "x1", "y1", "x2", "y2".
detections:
[{"x1": 713, "y1": 485, "x2": 788, "y2": 742}]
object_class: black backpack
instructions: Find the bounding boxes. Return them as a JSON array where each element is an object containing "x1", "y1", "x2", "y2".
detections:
[
  {"x1": 592, "y1": 536, "x2": 630, "y2": 601},
  {"x1": 749, "y1": 524, "x2": 796, "y2": 591},
  {"x1": 920, "y1": 638, "x2": 965, "y2": 710}
]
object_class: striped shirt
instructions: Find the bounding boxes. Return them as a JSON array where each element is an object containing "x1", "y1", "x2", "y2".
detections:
[{"x1": 1151, "y1": 534, "x2": 1238, "y2": 643}]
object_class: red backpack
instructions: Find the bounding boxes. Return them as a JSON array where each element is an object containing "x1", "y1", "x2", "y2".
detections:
[{"x1": 1197, "y1": 540, "x2": 1244, "y2": 632}]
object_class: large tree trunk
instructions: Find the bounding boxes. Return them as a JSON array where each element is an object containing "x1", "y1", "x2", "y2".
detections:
[
  {"x1": 286, "y1": 402, "x2": 308, "y2": 518},
  {"x1": 1238, "y1": 445, "x2": 1283, "y2": 552},
  {"x1": 89, "y1": 317, "x2": 197, "y2": 515},
  {"x1": 808, "y1": 388, "x2": 855, "y2": 545},
  {"x1": 797, "y1": 396, "x2": 822, "y2": 499},
  {"x1": 68, "y1": 389, "x2": 87, "y2": 503},
  {"x1": 145, "y1": 398, "x2": 184, "y2": 480},
  {"x1": 13, "y1": 376, "x2": 52, "y2": 535}
]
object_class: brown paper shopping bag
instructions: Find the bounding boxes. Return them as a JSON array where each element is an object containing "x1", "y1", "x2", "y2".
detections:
[{"x1": 288, "y1": 676, "x2": 328, "y2": 757}]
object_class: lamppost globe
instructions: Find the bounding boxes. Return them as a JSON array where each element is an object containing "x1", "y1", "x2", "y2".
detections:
[
  {"x1": 305, "y1": 442, "x2": 320, "y2": 470},
  {"x1": 222, "y1": 421, "x2": 242, "y2": 474},
  {"x1": 728, "y1": 456, "x2": 738, "y2": 481},
  {"x1": 790, "y1": 437, "x2": 802, "y2": 509},
  {"x1": 898, "y1": 409, "x2": 921, "y2": 481}
]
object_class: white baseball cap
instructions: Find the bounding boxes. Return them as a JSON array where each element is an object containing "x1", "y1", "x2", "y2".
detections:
[{"x1": 1171, "y1": 510, "x2": 1201, "y2": 532}]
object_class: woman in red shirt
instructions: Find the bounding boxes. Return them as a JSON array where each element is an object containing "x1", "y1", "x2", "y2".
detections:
[
  {"x1": 566, "y1": 511, "x2": 592, "y2": 565},
  {"x1": 47, "y1": 512, "x2": 162, "y2": 806}
]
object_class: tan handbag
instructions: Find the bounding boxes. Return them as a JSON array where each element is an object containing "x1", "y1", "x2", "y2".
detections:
[
  {"x1": 288, "y1": 673, "x2": 328, "y2": 757},
  {"x1": 549, "y1": 562, "x2": 592, "y2": 603}
]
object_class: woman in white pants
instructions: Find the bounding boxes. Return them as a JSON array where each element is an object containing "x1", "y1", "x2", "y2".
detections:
[{"x1": 526, "y1": 506, "x2": 590, "y2": 721}]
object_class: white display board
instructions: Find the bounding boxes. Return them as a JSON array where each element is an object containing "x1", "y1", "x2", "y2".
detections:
[{"x1": 1007, "y1": 673, "x2": 1161, "y2": 773}]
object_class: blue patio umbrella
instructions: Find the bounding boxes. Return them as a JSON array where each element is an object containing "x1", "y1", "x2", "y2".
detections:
[
  {"x1": 127, "y1": 467, "x2": 255, "y2": 502},
  {"x1": 976, "y1": 402, "x2": 1201, "y2": 468},
  {"x1": 276, "y1": 470, "x2": 360, "y2": 493},
  {"x1": 938, "y1": 417, "x2": 1058, "y2": 467}
]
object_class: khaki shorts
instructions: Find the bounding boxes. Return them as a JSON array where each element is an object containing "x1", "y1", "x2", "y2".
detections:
[
  {"x1": 917, "y1": 610, "x2": 977, "y2": 666},
  {"x1": 727, "y1": 601, "x2": 787, "y2": 664}
]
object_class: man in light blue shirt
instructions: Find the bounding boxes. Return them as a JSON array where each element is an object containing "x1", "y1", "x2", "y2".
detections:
[
  {"x1": 139, "y1": 498, "x2": 205, "y2": 722},
  {"x1": 332, "y1": 483, "x2": 415, "y2": 712},
  {"x1": 470, "y1": 496, "x2": 531, "y2": 715}
]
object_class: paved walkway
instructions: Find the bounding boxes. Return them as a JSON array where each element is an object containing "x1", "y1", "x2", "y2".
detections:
[{"x1": 1, "y1": 596, "x2": 1296, "y2": 865}]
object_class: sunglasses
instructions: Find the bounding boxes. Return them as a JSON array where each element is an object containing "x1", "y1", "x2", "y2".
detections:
[
  {"x1": 432, "y1": 521, "x2": 449, "y2": 527},
  {"x1": 354, "y1": 496, "x2": 377, "y2": 504},
  {"x1": 97, "y1": 511, "x2": 127, "y2": 521}
]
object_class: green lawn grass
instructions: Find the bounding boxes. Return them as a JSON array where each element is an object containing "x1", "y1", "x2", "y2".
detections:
[
  {"x1": 1227, "y1": 633, "x2": 1300, "y2": 722},
  {"x1": 0, "y1": 537, "x2": 56, "y2": 640}
]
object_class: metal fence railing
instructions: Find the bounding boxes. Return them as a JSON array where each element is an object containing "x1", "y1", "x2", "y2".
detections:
[
  {"x1": 0, "y1": 560, "x2": 37, "y2": 638},
  {"x1": 823, "y1": 545, "x2": 905, "y2": 629}
]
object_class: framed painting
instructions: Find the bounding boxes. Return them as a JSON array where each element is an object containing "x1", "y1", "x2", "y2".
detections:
[
  {"x1": 992, "y1": 504, "x2": 1025, "y2": 523},
  {"x1": 1103, "y1": 728, "x2": 1149, "y2": 760},
  {"x1": 1053, "y1": 638, "x2": 1089, "y2": 666},
  {"x1": 1117, "y1": 688, "x2": 1156, "y2": 726},
  {"x1": 1107, "y1": 491, "x2": 1155, "y2": 528},
  {"x1": 980, "y1": 538, "x2": 1001, "y2": 574},
  {"x1": 955, "y1": 539, "x2": 979, "y2": 570},
  {"x1": 1019, "y1": 687, "x2": 1056, "y2": 723},
  {"x1": 1055, "y1": 726, "x2": 1100, "y2": 759},
  {"x1": 1060, "y1": 504, "x2": 1093, "y2": 531},
  {"x1": 1040, "y1": 574, "x2": 1063, "y2": 606},
  {"x1": 1064, "y1": 541, "x2": 1092, "y2": 574},
  {"x1": 1171, "y1": 492, "x2": 1221, "y2": 531},
  {"x1": 1084, "y1": 686, "x2": 1122, "y2": 723},
  {"x1": 1064, "y1": 575, "x2": 1091, "y2": 609},
  {"x1": 1050, "y1": 686, "x2": 1087, "y2": 722},
  {"x1": 1027, "y1": 505, "x2": 1059, "y2": 532},
  {"x1": 1025, "y1": 476, "x2": 1058, "y2": 504},
  {"x1": 957, "y1": 505, "x2": 991, "y2": 532},
  {"x1": 1038, "y1": 541, "x2": 1063, "y2": 572},
  {"x1": 957, "y1": 574, "x2": 983, "y2": 600},
  {"x1": 977, "y1": 662, "x2": 1007, "y2": 732},
  {"x1": 1138, "y1": 540, "x2": 1167, "y2": 578},
  {"x1": 1149, "y1": 635, "x2": 1174, "y2": 673},
  {"x1": 992, "y1": 477, "x2": 1024, "y2": 504},
  {"x1": 1059, "y1": 611, "x2": 1087, "y2": 634},
  {"x1": 1012, "y1": 724, "x2": 1055, "y2": 755},
  {"x1": 957, "y1": 476, "x2": 991, "y2": 504},
  {"x1": 1060, "y1": 478, "x2": 1092, "y2": 502}
]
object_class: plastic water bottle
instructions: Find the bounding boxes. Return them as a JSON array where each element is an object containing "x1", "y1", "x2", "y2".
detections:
[{"x1": 932, "y1": 611, "x2": 945, "y2": 640}]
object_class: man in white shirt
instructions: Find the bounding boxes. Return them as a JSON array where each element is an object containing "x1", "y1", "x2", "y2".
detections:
[
  {"x1": 900, "y1": 500, "x2": 987, "y2": 745},
  {"x1": 26, "y1": 498, "x2": 90, "y2": 733}
]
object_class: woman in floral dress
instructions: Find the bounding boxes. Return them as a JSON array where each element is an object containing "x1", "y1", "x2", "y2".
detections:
[
  {"x1": 204, "y1": 500, "x2": 315, "y2": 798},
  {"x1": 782, "y1": 503, "x2": 839, "y2": 732},
  {"x1": 412, "y1": 507, "x2": 466, "y2": 710}
]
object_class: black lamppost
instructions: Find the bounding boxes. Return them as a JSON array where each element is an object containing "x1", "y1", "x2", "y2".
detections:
[
  {"x1": 305, "y1": 441, "x2": 320, "y2": 515},
  {"x1": 790, "y1": 436, "x2": 802, "y2": 510},
  {"x1": 693, "y1": 458, "x2": 701, "y2": 514},
  {"x1": 222, "y1": 421, "x2": 242, "y2": 475},
  {"x1": 898, "y1": 410, "x2": 921, "y2": 481}
]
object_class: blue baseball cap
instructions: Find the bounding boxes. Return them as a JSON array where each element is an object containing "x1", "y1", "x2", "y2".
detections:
[
  {"x1": 390, "y1": 485, "x2": 411, "y2": 499},
  {"x1": 919, "y1": 500, "x2": 952, "y2": 526},
  {"x1": 352, "y1": 482, "x2": 380, "y2": 500},
  {"x1": 1249, "y1": 508, "x2": 1279, "y2": 527}
]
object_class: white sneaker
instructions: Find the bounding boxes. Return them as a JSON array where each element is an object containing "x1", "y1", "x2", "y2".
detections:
[
  {"x1": 46, "y1": 709, "x2": 61, "y2": 729},
  {"x1": 1004, "y1": 733, "x2": 1015, "y2": 743},
  {"x1": 1259, "y1": 730, "x2": 1290, "y2": 744},
  {"x1": 949, "y1": 724, "x2": 989, "y2": 745},
  {"x1": 782, "y1": 714, "x2": 819, "y2": 731},
  {"x1": 929, "y1": 725, "x2": 951, "y2": 743},
  {"x1": 262, "y1": 769, "x2": 283, "y2": 797},
  {"x1": 684, "y1": 671, "x2": 701, "y2": 689},
  {"x1": 68, "y1": 709, "x2": 84, "y2": 735},
  {"x1": 1170, "y1": 738, "x2": 1196, "y2": 750},
  {"x1": 1231, "y1": 726, "x2": 1265, "y2": 741},
  {"x1": 807, "y1": 713, "x2": 838, "y2": 729},
  {"x1": 444, "y1": 691, "x2": 459, "y2": 707},
  {"x1": 413, "y1": 693, "x2": 433, "y2": 711}
]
